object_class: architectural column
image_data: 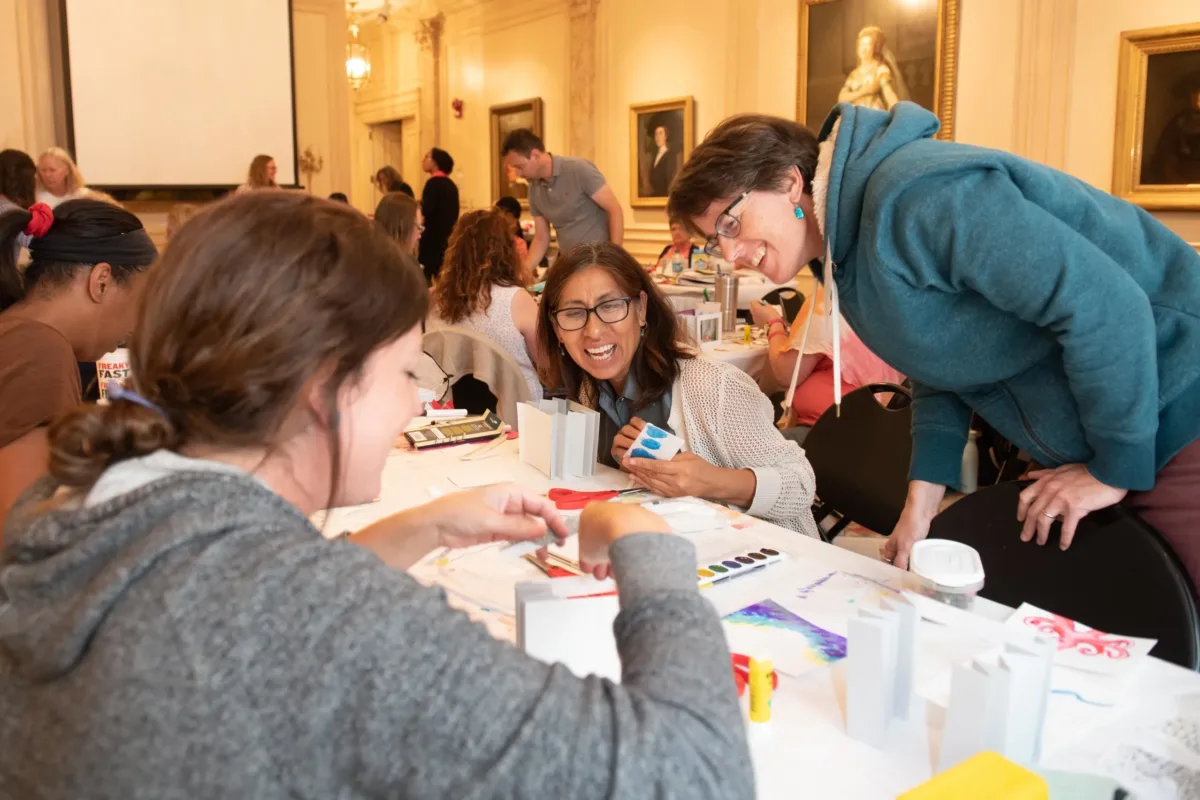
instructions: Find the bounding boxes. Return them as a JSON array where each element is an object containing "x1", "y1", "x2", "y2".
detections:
[
  {"x1": 567, "y1": 0, "x2": 598, "y2": 160},
  {"x1": 1011, "y1": 0, "x2": 1077, "y2": 169},
  {"x1": 415, "y1": 12, "x2": 445, "y2": 152}
]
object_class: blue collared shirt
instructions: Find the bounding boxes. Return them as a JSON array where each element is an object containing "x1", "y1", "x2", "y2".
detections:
[{"x1": 597, "y1": 373, "x2": 673, "y2": 468}]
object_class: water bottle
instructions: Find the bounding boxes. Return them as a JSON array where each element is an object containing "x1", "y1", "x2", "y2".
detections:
[
  {"x1": 671, "y1": 251, "x2": 683, "y2": 276},
  {"x1": 960, "y1": 430, "x2": 980, "y2": 494}
]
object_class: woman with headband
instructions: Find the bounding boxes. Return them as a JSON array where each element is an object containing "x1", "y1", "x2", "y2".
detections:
[{"x1": 0, "y1": 199, "x2": 158, "y2": 528}]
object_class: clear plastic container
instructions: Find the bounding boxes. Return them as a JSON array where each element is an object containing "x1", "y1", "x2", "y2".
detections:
[{"x1": 908, "y1": 539, "x2": 985, "y2": 610}]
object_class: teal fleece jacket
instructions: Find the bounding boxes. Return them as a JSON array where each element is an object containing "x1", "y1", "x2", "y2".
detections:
[{"x1": 816, "y1": 102, "x2": 1200, "y2": 492}]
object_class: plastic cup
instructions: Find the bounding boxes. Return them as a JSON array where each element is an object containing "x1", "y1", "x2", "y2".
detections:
[{"x1": 908, "y1": 539, "x2": 985, "y2": 610}]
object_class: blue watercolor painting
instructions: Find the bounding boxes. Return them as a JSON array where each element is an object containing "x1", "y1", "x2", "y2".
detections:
[{"x1": 723, "y1": 599, "x2": 847, "y2": 666}]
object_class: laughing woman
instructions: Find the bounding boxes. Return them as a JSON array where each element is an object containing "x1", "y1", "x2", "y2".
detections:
[
  {"x1": 537, "y1": 242, "x2": 820, "y2": 537},
  {"x1": 668, "y1": 103, "x2": 1200, "y2": 590}
]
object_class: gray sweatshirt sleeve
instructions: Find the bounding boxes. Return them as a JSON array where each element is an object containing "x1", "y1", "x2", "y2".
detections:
[{"x1": 270, "y1": 531, "x2": 753, "y2": 799}]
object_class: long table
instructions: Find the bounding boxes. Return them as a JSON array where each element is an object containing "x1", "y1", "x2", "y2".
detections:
[{"x1": 323, "y1": 441, "x2": 1200, "y2": 799}]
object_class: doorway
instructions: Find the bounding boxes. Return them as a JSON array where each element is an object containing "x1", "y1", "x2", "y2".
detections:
[{"x1": 369, "y1": 120, "x2": 406, "y2": 207}]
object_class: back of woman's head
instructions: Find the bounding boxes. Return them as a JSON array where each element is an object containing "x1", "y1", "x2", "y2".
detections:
[
  {"x1": 0, "y1": 149, "x2": 36, "y2": 208},
  {"x1": 374, "y1": 191, "x2": 420, "y2": 248},
  {"x1": 668, "y1": 114, "x2": 818, "y2": 236},
  {"x1": 0, "y1": 198, "x2": 153, "y2": 311},
  {"x1": 433, "y1": 209, "x2": 522, "y2": 324},
  {"x1": 47, "y1": 192, "x2": 429, "y2": 488},
  {"x1": 248, "y1": 154, "x2": 275, "y2": 188},
  {"x1": 536, "y1": 242, "x2": 689, "y2": 405}
]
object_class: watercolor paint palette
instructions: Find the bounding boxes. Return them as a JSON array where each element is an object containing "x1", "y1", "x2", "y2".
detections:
[{"x1": 697, "y1": 547, "x2": 784, "y2": 589}]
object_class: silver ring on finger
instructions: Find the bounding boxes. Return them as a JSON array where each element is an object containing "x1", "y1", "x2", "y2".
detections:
[{"x1": 1043, "y1": 511, "x2": 1057, "y2": 519}]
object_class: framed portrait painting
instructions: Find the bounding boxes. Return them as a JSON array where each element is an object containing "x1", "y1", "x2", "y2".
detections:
[
  {"x1": 490, "y1": 98, "x2": 544, "y2": 207},
  {"x1": 629, "y1": 96, "x2": 694, "y2": 208},
  {"x1": 797, "y1": 0, "x2": 959, "y2": 140},
  {"x1": 1112, "y1": 23, "x2": 1200, "y2": 210}
]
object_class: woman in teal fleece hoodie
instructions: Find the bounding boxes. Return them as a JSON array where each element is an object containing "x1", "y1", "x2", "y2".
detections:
[{"x1": 668, "y1": 102, "x2": 1200, "y2": 591}]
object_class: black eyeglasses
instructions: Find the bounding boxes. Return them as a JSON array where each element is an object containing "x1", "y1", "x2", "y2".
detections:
[
  {"x1": 703, "y1": 191, "x2": 750, "y2": 258},
  {"x1": 551, "y1": 297, "x2": 635, "y2": 331}
]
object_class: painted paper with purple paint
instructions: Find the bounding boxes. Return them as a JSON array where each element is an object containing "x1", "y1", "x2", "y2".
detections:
[{"x1": 722, "y1": 598, "x2": 847, "y2": 677}]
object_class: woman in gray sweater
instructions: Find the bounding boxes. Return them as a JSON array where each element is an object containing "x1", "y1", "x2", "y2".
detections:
[{"x1": 0, "y1": 192, "x2": 753, "y2": 799}]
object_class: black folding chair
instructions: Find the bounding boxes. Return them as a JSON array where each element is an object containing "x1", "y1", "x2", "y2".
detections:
[
  {"x1": 928, "y1": 481, "x2": 1200, "y2": 671},
  {"x1": 804, "y1": 383, "x2": 913, "y2": 541},
  {"x1": 760, "y1": 287, "x2": 805, "y2": 323}
]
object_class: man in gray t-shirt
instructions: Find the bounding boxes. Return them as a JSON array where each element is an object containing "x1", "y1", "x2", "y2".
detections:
[{"x1": 502, "y1": 128, "x2": 624, "y2": 271}]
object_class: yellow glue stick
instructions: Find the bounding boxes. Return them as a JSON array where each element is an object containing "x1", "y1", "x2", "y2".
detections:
[
  {"x1": 743, "y1": 324, "x2": 753, "y2": 344},
  {"x1": 748, "y1": 657, "x2": 773, "y2": 723}
]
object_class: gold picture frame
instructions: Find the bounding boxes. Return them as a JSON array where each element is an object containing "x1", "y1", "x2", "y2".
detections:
[
  {"x1": 490, "y1": 97, "x2": 544, "y2": 208},
  {"x1": 1112, "y1": 23, "x2": 1200, "y2": 211},
  {"x1": 629, "y1": 96, "x2": 695, "y2": 208},
  {"x1": 796, "y1": 0, "x2": 959, "y2": 141}
]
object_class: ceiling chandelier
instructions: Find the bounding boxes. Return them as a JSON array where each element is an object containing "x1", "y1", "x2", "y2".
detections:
[{"x1": 345, "y1": 2, "x2": 371, "y2": 90}]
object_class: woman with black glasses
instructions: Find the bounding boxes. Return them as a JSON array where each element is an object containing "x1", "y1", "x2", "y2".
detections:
[{"x1": 537, "y1": 241, "x2": 820, "y2": 537}]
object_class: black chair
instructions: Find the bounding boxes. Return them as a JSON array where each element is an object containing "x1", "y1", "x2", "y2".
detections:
[
  {"x1": 804, "y1": 383, "x2": 913, "y2": 541},
  {"x1": 760, "y1": 287, "x2": 805, "y2": 323},
  {"x1": 928, "y1": 481, "x2": 1200, "y2": 671}
]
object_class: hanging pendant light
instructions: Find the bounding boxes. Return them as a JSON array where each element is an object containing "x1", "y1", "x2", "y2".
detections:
[{"x1": 346, "y1": 2, "x2": 371, "y2": 90}]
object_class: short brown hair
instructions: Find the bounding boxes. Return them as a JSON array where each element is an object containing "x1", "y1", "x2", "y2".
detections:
[
  {"x1": 433, "y1": 209, "x2": 523, "y2": 324},
  {"x1": 375, "y1": 192, "x2": 420, "y2": 249},
  {"x1": 501, "y1": 128, "x2": 545, "y2": 157},
  {"x1": 536, "y1": 242, "x2": 692, "y2": 411},
  {"x1": 48, "y1": 192, "x2": 428, "y2": 491},
  {"x1": 667, "y1": 114, "x2": 819, "y2": 237},
  {"x1": 247, "y1": 154, "x2": 276, "y2": 188}
]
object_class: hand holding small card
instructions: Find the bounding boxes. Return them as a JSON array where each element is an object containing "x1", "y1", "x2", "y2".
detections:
[{"x1": 627, "y1": 423, "x2": 684, "y2": 461}]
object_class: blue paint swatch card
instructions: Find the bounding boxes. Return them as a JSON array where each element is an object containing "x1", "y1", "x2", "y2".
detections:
[{"x1": 628, "y1": 423, "x2": 684, "y2": 461}]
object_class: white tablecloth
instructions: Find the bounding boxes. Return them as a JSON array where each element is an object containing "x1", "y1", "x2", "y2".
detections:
[{"x1": 323, "y1": 443, "x2": 1200, "y2": 799}]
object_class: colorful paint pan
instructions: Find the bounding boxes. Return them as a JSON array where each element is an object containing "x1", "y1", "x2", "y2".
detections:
[{"x1": 698, "y1": 547, "x2": 786, "y2": 589}]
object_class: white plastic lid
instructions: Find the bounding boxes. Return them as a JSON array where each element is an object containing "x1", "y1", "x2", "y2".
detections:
[{"x1": 909, "y1": 540, "x2": 985, "y2": 589}]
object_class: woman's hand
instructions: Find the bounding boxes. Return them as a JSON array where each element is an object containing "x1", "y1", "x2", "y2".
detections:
[
  {"x1": 749, "y1": 300, "x2": 783, "y2": 328},
  {"x1": 578, "y1": 502, "x2": 671, "y2": 580},
  {"x1": 882, "y1": 480, "x2": 946, "y2": 570},
  {"x1": 611, "y1": 417, "x2": 647, "y2": 465},
  {"x1": 421, "y1": 483, "x2": 569, "y2": 549},
  {"x1": 624, "y1": 451, "x2": 716, "y2": 499},
  {"x1": 1017, "y1": 464, "x2": 1128, "y2": 549}
]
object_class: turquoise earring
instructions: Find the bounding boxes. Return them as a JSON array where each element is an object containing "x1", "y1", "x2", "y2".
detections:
[{"x1": 794, "y1": 206, "x2": 805, "y2": 220}]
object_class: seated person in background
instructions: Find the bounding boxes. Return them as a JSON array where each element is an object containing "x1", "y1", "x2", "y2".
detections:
[
  {"x1": 751, "y1": 285, "x2": 904, "y2": 438},
  {"x1": 538, "y1": 242, "x2": 819, "y2": 536},
  {"x1": 237, "y1": 154, "x2": 278, "y2": 193},
  {"x1": 0, "y1": 149, "x2": 37, "y2": 210},
  {"x1": 328, "y1": 192, "x2": 349, "y2": 204},
  {"x1": 35, "y1": 147, "x2": 90, "y2": 209},
  {"x1": 653, "y1": 215, "x2": 701, "y2": 276},
  {"x1": 374, "y1": 191, "x2": 422, "y2": 258},
  {"x1": 0, "y1": 199, "x2": 157, "y2": 528},
  {"x1": 166, "y1": 203, "x2": 201, "y2": 240},
  {"x1": 374, "y1": 165, "x2": 414, "y2": 199},
  {"x1": 0, "y1": 192, "x2": 752, "y2": 798},
  {"x1": 428, "y1": 210, "x2": 543, "y2": 402},
  {"x1": 494, "y1": 195, "x2": 531, "y2": 273}
]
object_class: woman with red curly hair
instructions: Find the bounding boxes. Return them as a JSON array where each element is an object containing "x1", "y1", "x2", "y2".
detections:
[{"x1": 428, "y1": 209, "x2": 543, "y2": 401}]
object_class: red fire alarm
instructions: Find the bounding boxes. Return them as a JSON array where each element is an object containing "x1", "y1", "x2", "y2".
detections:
[{"x1": 451, "y1": 98, "x2": 464, "y2": 119}]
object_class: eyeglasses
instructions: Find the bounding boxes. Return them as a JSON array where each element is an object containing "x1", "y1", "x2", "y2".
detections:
[
  {"x1": 551, "y1": 297, "x2": 635, "y2": 331},
  {"x1": 703, "y1": 191, "x2": 750, "y2": 258}
]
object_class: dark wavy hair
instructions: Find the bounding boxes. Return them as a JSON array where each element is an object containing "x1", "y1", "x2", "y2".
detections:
[
  {"x1": 433, "y1": 210, "x2": 523, "y2": 324},
  {"x1": 536, "y1": 242, "x2": 692, "y2": 411},
  {"x1": 0, "y1": 198, "x2": 150, "y2": 312},
  {"x1": 47, "y1": 192, "x2": 428, "y2": 502},
  {"x1": 430, "y1": 148, "x2": 454, "y2": 174},
  {"x1": 0, "y1": 149, "x2": 36, "y2": 209}
]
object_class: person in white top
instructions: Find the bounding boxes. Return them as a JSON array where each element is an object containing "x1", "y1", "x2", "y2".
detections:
[
  {"x1": 536, "y1": 241, "x2": 819, "y2": 536},
  {"x1": 36, "y1": 147, "x2": 89, "y2": 209},
  {"x1": 427, "y1": 209, "x2": 543, "y2": 402}
]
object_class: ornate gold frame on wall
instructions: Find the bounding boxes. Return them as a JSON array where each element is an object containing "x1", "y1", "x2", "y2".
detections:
[
  {"x1": 628, "y1": 96, "x2": 695, "y2": 209},
  {"x1": 796, "y1": 0, "x2": 959, "y2": 141},
  {"x1": 490, "y1": 97, "x2": 544, "y2": 208},
  {"x1": 1112, "y1": 23, "x2": 1200, "y2": 211}
]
